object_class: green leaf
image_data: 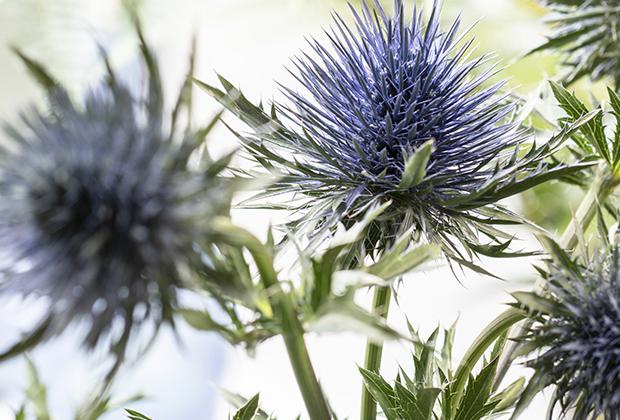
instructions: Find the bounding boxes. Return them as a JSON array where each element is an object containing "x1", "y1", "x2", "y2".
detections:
[
  {"x1": 438, "y1": 321, "x2": 456, "y2": 376},
  {"x1": 490, "y1": 377, "x2": 526, "y2": 413},
  {"x1": 220, "y1": 389, "x2": 271, "y2": 420},
  {"x1": 416, "y1": 387, "x2": 442, "y2": 420},
  {"x1": 398, "y1": 140, "x2": 435, "y2": 189},
  {"x1": 509, "y1": 370, "x2": 547, "y2": 420},
  {"x1": 550, "y1": 82, "x2": 608, "y2": 162},
  {"x1": 11, "y1": 47, "x2": 59, "y2": 92},
  {"x1": 414, "y1": 328, "x2": 438, "y2": 385},
  {"x1": 307, "y1": 297, "x2": 404, "y2": 343},
  {"x1": 511, "y1": 291, "x2": 561, "y2": 316},
  {"x1": 536, "y1": 234, "x2": 581, "y2": 278},
  {"x1": 14, "y1": 406, "x2": 26, "y2": 420},
  {"x1": 125, "y1": 409, "x2": 152, "y2": 420},
  {"x1": 195, "y1": 77, "x2": 275, "y2": 132},
  {"x1": 452, "y1": 309, "x2": 525, "y2": 411},
  {"x1": 454, "y1": 357, "x2": 500, "y2": 420},
  {"x1": 233, "y1": 394, "x2": 260, "y2": 420},
  {"x1": 367, "y1": 243, "x2": 440, "y2": 280},
  {"x1": 25, "y1": 357, "x2": 50, "y2": 420},
  {"x1": 466, "y1": 239, "x2": 540, "y2": 258},
  {"x1": 359, "y1": 368, "x2": 398, "y2": 420},
  {"x1": 393, "y1": 382, "x2": 439, "y2": 420},
  {"x1": 607, "y1": 87, "x2": 620, "y2": 171},
  {"x1": 0, "y1": 317, "x2": 52, "y2": 363}
]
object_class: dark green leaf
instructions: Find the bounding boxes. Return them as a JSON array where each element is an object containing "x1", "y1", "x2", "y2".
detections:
[{"x1": 233, "y1": 394, "x2": 260, "y2": 420}]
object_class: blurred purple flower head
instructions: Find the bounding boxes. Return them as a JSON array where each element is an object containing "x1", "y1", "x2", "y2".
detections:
[{"x1": 0, "y1": 31, "x2": 231, "y2": 367}]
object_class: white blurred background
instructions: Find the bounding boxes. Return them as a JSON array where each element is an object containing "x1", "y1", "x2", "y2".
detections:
[{"x1": 0, "y1": 0, "x2": 572, "y2": 418}]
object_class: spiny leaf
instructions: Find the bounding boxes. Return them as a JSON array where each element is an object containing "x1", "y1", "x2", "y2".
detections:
[{"x1": 454, "y1": 357, "x2": 500, "y2": 420}]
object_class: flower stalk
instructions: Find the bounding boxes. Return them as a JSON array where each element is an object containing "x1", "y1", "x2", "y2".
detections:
[
  {"x1": 222, "y1": 224, "x2": 332, "y2": 420},
  {"x1": 360, "y1": 286, "x2": 392, "y2": 420}
]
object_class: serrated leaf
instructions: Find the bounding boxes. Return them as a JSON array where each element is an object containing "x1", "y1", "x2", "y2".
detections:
[
  {"x1": 550, "y1": 82, "x2": 609, "y2": 162},
  {"x1": 536, "y1": 234, "x2": 581, "y2": 278},
  {"x1": 454, "y1": 357, "x2": 499, "y2": 420}
]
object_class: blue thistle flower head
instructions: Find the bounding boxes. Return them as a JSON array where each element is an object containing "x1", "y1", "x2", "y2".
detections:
[
  {"x1": 524, "y1": 249, "x2": 620, "y2": 419},
  {"x1": 201, "y1": 0, "x2": 578, "y2": 262},
  {"x1": 282, "y1": 0, "x2": 518, "y2": 195},
  {"x1": 0, "y1": 28, "x2": 232, "y2": 365},
  {"x1": 535, "y1": 0, "x2": 620, "y2": 87}
]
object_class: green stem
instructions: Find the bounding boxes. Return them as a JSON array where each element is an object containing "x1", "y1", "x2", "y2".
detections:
[
  {"x1": 360, "y1": 286, "x2": 392, "y2": 420},
  {"x1": 492, "y1": 166, "x2": 614, "y2": 388},
  {"x1": 279, "y1": 291, "x2": 332, "y2": 420},
  {"x1": 220, "y1": 223, "x2": 331, "y2": 420}
]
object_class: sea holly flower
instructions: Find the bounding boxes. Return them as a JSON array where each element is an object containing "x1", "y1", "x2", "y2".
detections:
[
  {"x1": 533, "y1": 0, "x2": 620, "y2": 87},
  {"x1": 0, "y1": 25, "x2": 232, "y2": 368},
  {"x1": 513, "y1": 240, "x2": 620, "y2": 419},
  {"x1": 201, "y1": 0, "x2": 588, "y2": 266}
]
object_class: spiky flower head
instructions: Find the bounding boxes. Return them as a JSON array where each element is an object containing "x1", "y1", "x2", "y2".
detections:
[
  {"x1": 0, "y1": 28, "x2": 232, "y2": 364},
  {"x1": 203, "y1": 0, "x2": 574, "y2": 263},
  {"x1": 535, "y1": 0, "x2": 620, "y2": 87},
  {"x1": 520, "y1": 247, "x2": 620, "y2": 419}
]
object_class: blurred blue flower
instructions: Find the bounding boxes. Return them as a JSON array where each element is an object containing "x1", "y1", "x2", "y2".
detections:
[{"x1": 0, "y1": 28, "x2": 231, "y2": 369}]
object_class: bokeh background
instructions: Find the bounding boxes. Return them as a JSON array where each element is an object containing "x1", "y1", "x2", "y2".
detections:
[{"x1": 0, "y1": 0, "x2": 596, "y2": 418}]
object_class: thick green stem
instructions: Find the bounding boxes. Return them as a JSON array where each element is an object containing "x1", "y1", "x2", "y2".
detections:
[
  {"x1": 257, "y1": 262, "x2": 330, "y2": 420},
  {"x1": 279, "y1": 292, "x2": 332, "y2": 420},
  {"x1": 360, "y1": 286, "x2": 392, "y2": 420},
  {"x1": 221, "y1": 223, "x2": 332, "y2": 420},
  {"x1": 492, "y1": 167, "x2": 614, "y2": 388}
]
